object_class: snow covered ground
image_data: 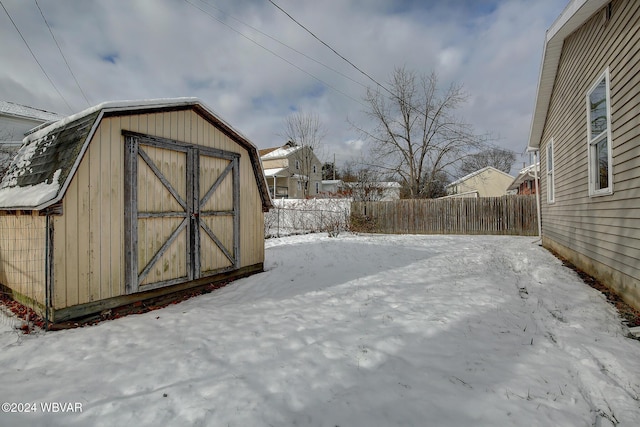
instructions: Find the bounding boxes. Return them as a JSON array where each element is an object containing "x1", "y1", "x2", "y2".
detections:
[{"x1": 1, "y1": 233, "x2": 639, "y2": 426}]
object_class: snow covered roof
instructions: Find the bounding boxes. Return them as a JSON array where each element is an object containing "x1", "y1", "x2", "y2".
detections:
[
  {"x1": 0, "y1": 98, "x2": 272, "y2": 210},
  {"x1": 0, "y1": 100, "x2": 62, "y2": 123},
  {"x1": 447, "y1": 166, "x2": 513, "y2": 187},
  {"x1": 260, "y1": 145, "x2": 301, "y2": 160},
  {"x1": 263, "y1": 167, "x2": 288, "y2": 177},
  {"x1": 527, "y1": 0, "x2": 609, "y2": 151},
  {"x1": 507, "y1": 163, "x2": 540, "y2": 191},
  {"x1": 0, "y1": 109, "x2": 100, "y2": 209}
]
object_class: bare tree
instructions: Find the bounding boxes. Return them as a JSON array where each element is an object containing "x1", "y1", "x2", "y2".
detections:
[
  {"x1": 458, "y1": 147, "x2": 516, "y2": 177},
  {"x1": 353, "y1": 67, "x2": 486, "y2": 198},
  {"x1": 0, "y1": 130, "x2": 21, "y2": 180},
  {"x1": 341, "y1": 160, "x2": 386, "y2": 201},
  {"x1": 282, "y1": 112, "x2": 326, "y2": 197}
]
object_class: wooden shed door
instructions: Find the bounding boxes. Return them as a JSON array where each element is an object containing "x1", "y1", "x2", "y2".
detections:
[{"x1": 124, "y1": 132, "x2": 240, "y2": 294}]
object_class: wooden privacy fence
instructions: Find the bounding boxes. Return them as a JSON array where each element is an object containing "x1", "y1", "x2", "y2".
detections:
[{"x1": 351, "y1": 196, "x2": 538, "y2": 236}]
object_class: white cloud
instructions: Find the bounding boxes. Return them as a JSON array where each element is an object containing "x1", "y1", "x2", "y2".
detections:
[{"x1": 0, "y1": 0, "x2": 567, "y2": 174}]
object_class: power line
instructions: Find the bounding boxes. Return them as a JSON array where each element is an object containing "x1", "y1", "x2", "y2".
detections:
[
  {"x1": 35, "y1": 0, "x2": 91, "y2": 107},
  {"x1": 266, "y1": 0, "x2": 518, "y2": 156},
  {"x1": 266, "y1": 0, "x2": 389, "y2": 96},
  {"x1": 184, "y1": 0, "x2": 367, "y2": 108},
  {"x1": 0, "y1": 0, "x2": 73, "y2": 113},
  {"x1": 195, "y1": 0, "x2": 368, "y2": 91}
]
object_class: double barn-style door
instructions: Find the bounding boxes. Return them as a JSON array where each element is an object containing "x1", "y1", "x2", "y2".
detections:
[{"x1": 124, "y1": 131, "x2": 239, "y2": 293}]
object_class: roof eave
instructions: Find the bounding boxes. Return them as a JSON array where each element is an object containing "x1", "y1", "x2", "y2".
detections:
[{"x1": 527, "y1": 0, "x2": 609, "y2": 151}]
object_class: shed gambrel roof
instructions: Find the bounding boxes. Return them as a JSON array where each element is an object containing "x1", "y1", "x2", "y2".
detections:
[
  {"x1": 527, "y1": 0, "x2": 609, "y2": 151},
  {"x1": 0, "y1": 98, "x2": 273, "y2": 211}
]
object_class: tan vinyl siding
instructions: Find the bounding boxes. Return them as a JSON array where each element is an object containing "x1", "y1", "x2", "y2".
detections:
[
  {"x1": 53, "y1": 110, "x2": 265, "y2": 309},
  {"x1": 539, "y1": 0, "x2": 640, "y2": 305}
]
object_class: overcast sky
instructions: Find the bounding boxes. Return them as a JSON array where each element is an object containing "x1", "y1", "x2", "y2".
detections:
[{"x1": 0, "y1": 0, "x2": 568, "y2": 174}]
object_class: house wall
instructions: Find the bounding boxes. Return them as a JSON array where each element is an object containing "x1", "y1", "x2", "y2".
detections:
[
  {"x1": 52, "y1": 109, "x2": 265, "y2": 310},
  {"x1": 261, "y1": 158, "x2": 288, "y2": 169},
  {"x1": 539, "y1": 0, "x2": 640, "y2": 309},
  {"x1": 454, "y1": 170, "x2": 513, "y2": 197},
  {"x1": 0, "y1": 115, "x2": 43, "y2": 141},
  {"x1": 517, "y1": 180, "x2": 537, "y2": 196},
  {"x1": 288, "y1": 146, "x2": 322, "y2": 198},
  {"x1": 0, "y1": 212, "x2": 46, "y2": 308}
]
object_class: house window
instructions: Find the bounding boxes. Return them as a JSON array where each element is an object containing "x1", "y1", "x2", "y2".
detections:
[
  {"x1": 587, "y1": 69, "x2": 613, "y2": 196},
  {"x1": 315, "y1": 182, "x2": 319, "y2": 194},
  {"x1": 546, "y1": 138, "x2": 554, "y2": 203},
  {"x1": 313, "y1": 164, "x2": 317, "y2": 174},
  {"x1": 297, "y1": 180, "x2": 302, "y2": 191},
  {"x1": 295, "y1": 159, "x2": 300, "y2": 170}
]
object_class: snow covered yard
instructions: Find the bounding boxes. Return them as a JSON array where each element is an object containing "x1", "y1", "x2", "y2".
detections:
[{"x1": 1, "y1": 233, "x2": 639, "y2": 426}]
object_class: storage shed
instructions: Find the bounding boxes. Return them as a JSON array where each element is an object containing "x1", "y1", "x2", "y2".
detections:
[{"x1": 0, "y1": 98, "x2": 272, "y2": 322}]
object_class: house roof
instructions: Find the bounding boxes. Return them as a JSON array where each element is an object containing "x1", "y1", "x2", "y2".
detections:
[
  {"x1": 527, "y1": 0, "x2": 609, "y2": 151},
  {"x1": 0, "y1": 98, "x2": 272, "y2": 211},
  {"x1": 0, "y1": 100, "x2": 62, "y2": 123},
  {"x1": 507, "y1": 163, "x2": 540, "y2": 191},
  {"x1": 263, "y1": 167, "x2": 288, "y2": 178},
  {"x1": 260, "y1": 144, "x2": 301, "y2": 160},
  {"x1": 447, "y1": 166, "x2": 514, "y2": 188},
  {"x1": 258, "y1": 147, "x2": 279, "y2": 157}
]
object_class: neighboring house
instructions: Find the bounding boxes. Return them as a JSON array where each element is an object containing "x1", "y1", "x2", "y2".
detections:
[
  {"x1": 344, "y1": 181, "x2": 402, "y2": 201},
  {"x1": 0, "y1": 101, "x2": 62, "y2": 178},
  {"x1": 444, "y1": 166, "x2": 514, "y2": 198},
  {"x1": 527, "y1": 0, "x2": 640, "y2": 310},
  {"x1": 0, "y1": 100, "x2": 61, "y2": 141},
  {"x1": 0, "y1": 98, "x2": 272, "y2": 322},
  {"x1": 507, "y1": 163, "x2": 539, "y2": 195},
  {"x1": 320, "y1": 179, "x2": 344, "y2": 195},
  {"x1": 260, "y1": 141, "x2": 323, "y2": 199}
]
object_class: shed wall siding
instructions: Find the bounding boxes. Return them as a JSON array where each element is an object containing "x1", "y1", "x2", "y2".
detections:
[
  {"x1": 0, "y1": 213, "x2": 46, "y2": 306},
  {"x1": 539, "y1": 0, "x2": 640, "y2": 305},
  {"x1": 53, "y1": 110, "x2": 264, "y2": 309}
]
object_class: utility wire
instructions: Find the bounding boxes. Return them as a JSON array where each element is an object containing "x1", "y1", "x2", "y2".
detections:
[
  {"x1": 196, "y1": 0, "x2": 368, "y2": 90},
  {"x1": 266, "y1": 0, "x2": 391, "y2": 97},
  {"x1": 184, "y1": 0, "x2": 367, "y2": 108},
  {"x1": 0, "y1": 0, "x2": 73, "y2": 113},
  {"x1": 35, "y1": 0, "x2": 91, "y2": 107},
  {"x1": 267, "y1": 0, "x2": 518, "y2": 156}
]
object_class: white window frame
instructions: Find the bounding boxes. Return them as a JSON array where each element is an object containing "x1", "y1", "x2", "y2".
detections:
[
  {"x1": 546, "y1": 138, "x2": 555, "y2": 204},
  {"x1": 586, "y1": 68, "x2": 613, "y2": 196},
  {"x1": 315, "y1": 181, "x2": 320, "y2": 194}
]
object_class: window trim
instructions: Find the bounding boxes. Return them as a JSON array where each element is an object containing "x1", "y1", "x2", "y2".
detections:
[
  {"x1": 546, "y1": 138, "x2": 555, "y2": 204},
  {"x1": 586, "y1": 68, "x2": 613, "y2": 197}
]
